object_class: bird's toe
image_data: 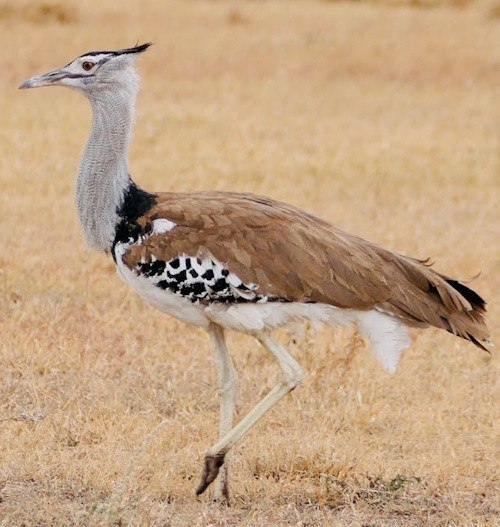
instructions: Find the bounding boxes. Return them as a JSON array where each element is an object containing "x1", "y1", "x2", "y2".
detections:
[{"x1": 196, "y1": 452, "x2": 226, "y2": 496}]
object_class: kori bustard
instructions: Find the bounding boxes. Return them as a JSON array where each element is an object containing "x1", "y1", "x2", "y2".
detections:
[{"x1": 20, "y1": 43, "x2": 490, "y2": 501}]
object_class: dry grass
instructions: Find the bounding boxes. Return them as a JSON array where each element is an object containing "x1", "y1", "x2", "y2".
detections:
[{"x1": 1, "y1": 0, "x2": 499, "y2": 525}]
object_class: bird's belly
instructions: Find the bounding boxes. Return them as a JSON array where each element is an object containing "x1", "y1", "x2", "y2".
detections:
[
  {"x1": 115, "y1": 252, "x2": 211, "y2": 328},
  {"x1": 115, "y1": 251, "x2": 410, "y2": 372},
  {"x1": 115, "y1": 249, "x2": 345, "y2": 332}
]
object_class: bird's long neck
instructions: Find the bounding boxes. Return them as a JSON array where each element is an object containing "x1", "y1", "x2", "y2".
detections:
[{"x1": 76, "y1": 89, "x2": 136, "y2": 253}]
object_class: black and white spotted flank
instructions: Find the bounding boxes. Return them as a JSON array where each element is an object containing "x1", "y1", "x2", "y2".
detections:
[
  {"x1": 136, "y1": 254, "x2": 272, "y2": 305},
  {"x1": 112, "y1": 186, "x2": 275, "y2": 306}
]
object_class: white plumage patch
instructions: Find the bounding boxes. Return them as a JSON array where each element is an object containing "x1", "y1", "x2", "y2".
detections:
[
  {"x1": 152, "y1": 218, "x2": 176, "y2": 234},
  {"x1": 115, "y1": 251, "x2": 210, "y2": 327},
  {"x1": 356, "y1": 309, "x2": 411, "y2": 373}
]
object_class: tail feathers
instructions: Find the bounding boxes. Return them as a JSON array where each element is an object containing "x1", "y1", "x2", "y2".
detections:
[
  {"x1": 428, "y1": 273, "x2": 490, "y2": 350},
  {"x1": 467, "y1": 333, "x2": 491, "y2": 352},
  {"x1": 381, "y1": 255, "x2": 491, "y2": 352},
  {"x1": 442, "y1": 278, "x2": 487, "y2": 313}
]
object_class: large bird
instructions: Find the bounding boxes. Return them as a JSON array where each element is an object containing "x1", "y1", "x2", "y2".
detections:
[{"x1": 19, "y1": 43, "x2": 490, "y2": 501}]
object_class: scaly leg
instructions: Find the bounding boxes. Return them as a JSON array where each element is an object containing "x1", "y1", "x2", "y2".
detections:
[
  {"x1": 196, "y1": 330, "x2": 304, "y2": 496},
  {"x1": 207, "y1": 323, "x2": 238, "y2": 502}
]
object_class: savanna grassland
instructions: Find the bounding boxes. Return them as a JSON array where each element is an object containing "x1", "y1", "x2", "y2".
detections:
[{"x1": 1, "y1": 0, "x2": 499, "y2": 525}]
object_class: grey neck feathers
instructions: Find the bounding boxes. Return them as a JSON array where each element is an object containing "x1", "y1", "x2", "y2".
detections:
[{"x1": 76, "y1": 88, "x2": 136, "y2": 253}]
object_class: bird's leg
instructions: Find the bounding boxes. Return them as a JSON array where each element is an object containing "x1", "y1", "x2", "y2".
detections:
[
  {"x1": 196, "y1": 330, "x2": 304, "y2": 496},
  {"x1": 207, "y1": 323, "x2": 238, "y2": 502}
]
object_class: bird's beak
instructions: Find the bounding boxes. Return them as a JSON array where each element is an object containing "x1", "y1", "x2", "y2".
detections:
[{"x1": 19, "y1": 67, "x2": 67, "y2": 90}]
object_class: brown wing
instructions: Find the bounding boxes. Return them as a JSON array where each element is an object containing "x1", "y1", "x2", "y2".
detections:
[{"x1": 123, "y1": 191, "x2": 489, "y2": 347}]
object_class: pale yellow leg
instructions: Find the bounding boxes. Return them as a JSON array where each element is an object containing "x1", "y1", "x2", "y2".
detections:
[
  {"x1": 196, "y1": 330, "x2": 304, "y2": 497},
  {"x1": 207, "y1": 323, "x2": 238, "y2": 502}
]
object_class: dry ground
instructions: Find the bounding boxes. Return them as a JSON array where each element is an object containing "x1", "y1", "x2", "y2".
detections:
[{"x1": 1, "y1": 0, "x2": 499, "y2": 525}]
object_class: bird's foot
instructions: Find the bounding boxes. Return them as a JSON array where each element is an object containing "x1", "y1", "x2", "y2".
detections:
[
  {"x1": 196, "y1": 452, "x2": 226, "y2": 496},
  {"x1": 212, "y1": 488, "x2": 230, "y2": 505},
  {"x1": 212, "y1": 475, "x2": 230, "y2": 504}
]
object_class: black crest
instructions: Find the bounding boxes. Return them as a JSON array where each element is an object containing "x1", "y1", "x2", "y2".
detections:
[{"x1": 79, "y1": 42, "x2": 152, "y2": 60}]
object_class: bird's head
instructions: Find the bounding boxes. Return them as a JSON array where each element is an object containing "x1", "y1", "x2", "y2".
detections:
[{"x1": 19, "y1": 43, "x2": 152, "y2": 100}]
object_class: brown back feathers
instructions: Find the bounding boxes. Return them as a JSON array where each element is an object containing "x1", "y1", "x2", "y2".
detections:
[{"x1": 123, "y1": 191, "x2": 490, "y2": 349}]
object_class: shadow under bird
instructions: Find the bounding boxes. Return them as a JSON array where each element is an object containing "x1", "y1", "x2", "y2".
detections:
[{"x1": 19, "y1": 43, "x2": 491, "y2": 501}]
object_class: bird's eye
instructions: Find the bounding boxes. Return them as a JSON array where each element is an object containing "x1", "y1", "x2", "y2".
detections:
[{"x1": 82, "y1": 61, "x2": 94, "y2": 72}]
